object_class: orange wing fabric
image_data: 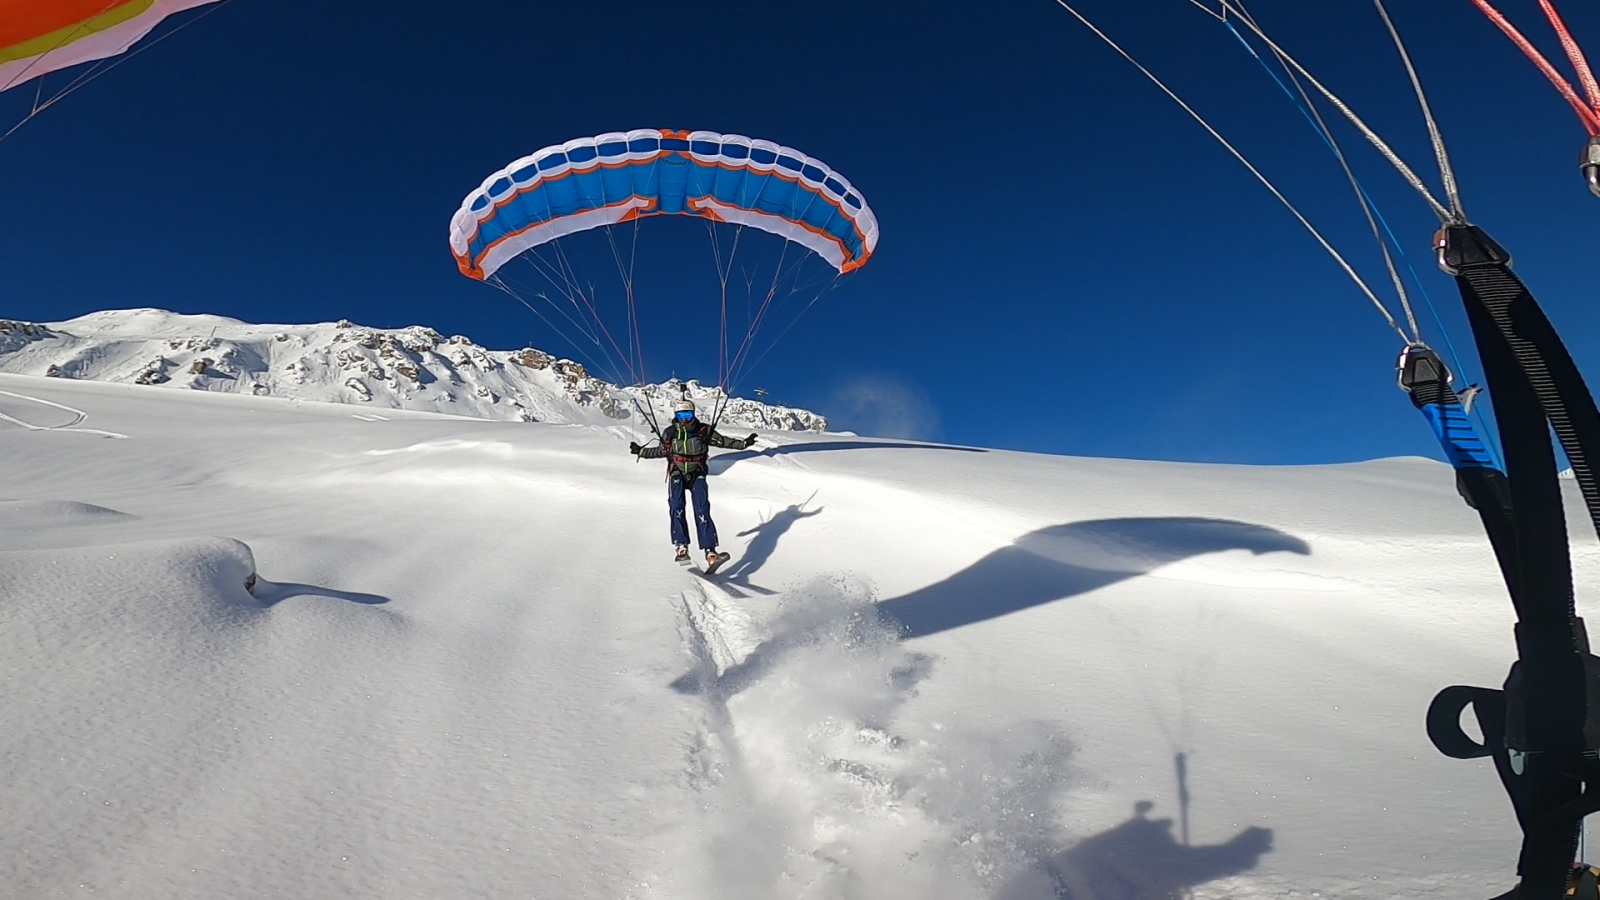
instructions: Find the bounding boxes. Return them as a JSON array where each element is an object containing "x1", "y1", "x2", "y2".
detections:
[{"x1": 0, "y1": 0, "x2": 221, "y2": 93}]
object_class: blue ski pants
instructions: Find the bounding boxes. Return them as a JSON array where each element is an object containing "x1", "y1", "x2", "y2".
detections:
[{"x1": 668, "y1": 470, "x2": 718, "y2": 550}]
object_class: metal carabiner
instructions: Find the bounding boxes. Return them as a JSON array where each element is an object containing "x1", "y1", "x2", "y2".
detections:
[{"x1": 1582, "y1": 135, "x2": 1600, "y2": 199}]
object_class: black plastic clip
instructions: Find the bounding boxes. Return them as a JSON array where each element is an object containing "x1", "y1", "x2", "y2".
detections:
[
  {"x1": 1436, "y1": 224, "x2": 1512, "y2": 275},
  {"x1": 1398, "y1": 343, "x2": 1452, "y2": 389}
]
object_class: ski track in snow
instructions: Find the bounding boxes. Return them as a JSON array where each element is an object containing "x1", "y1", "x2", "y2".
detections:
[{"x1": 0, "y1": 388, "x2": 126, "y2": 438}]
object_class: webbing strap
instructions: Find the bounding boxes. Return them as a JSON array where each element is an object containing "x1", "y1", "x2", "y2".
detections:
[
  {"x1": 1442, "y1": 225, "x2": 1600, "y2": 547},
  {"x1": 1419, "y1": 400, "x2": 1497, "y2": 469},
  {"x1": 1433, "y1": 224, "x2": 1600, "y2": 899},
  {"x1": 1400, "y1": 346, "x2": 1517, "y2": 583},
  {"x1": 1441, "y1": 226, "x2": 1586, "y2": 623}
]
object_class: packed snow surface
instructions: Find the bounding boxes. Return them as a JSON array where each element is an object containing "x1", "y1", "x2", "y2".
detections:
[{"x1": 2, "y1": 370, "x2": 1592, "y2": 899}]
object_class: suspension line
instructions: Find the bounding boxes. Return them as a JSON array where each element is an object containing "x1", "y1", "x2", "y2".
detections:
[
  {"x1": 1210, "y1": 1, "x2": 1454, "y2": 223},
  {"x1": 1370, "y1": 0, "x2": 1467, "y2": 223},
  {"x1": 1050, "y1": 0, "x2": 1414, "y2": 343}
]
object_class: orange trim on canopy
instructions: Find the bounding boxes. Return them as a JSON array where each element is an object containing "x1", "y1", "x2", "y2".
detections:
[
  {"x1": 457, "y1": 146, "x2": 875, "y2": 276},
  {"x1": 457, "y1": 195, "x2": 662, "y2": 279},
  {"x1": 686, "y1": 156, "x2": 872, "y2": 250},
  {"x1": 687, "y1": 196, "x2": 866, "y2": 270},
  {"x1": 456, "y1": 150, "x2": 671, "y2": 249}
]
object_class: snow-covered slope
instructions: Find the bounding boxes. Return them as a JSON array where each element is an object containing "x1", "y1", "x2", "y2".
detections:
[
  {"x1": 0, "y1": 309, "x2": 826, "y2": 431},
  {"x1": 1, "y1": 371, "x2": 1590, "y2": 899}
]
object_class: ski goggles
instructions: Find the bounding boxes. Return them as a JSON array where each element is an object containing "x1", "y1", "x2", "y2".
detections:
[{"x1": 674, "y1": 410, "x2": 695, "y2": 421}]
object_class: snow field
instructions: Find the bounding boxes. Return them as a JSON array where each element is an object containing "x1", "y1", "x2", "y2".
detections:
[{"x1": 0, "y1": 371, "x2": 1577, "y2": 898}]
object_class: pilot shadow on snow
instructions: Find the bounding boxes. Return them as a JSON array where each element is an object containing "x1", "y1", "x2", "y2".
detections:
[
  {"x1": 716, "y1": 497, "x2": 824, "y2": 588},
  {"x1": 997, "y1": 799, "x2": 1274, "y2": 900}
]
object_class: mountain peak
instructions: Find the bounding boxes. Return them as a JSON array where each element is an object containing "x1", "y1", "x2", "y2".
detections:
[{"x1": 0, "y1": 310, "x2": 826, "y2": 431}]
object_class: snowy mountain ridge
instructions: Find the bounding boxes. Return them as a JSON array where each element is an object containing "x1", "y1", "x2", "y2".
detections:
[{"x1": 0, "y1": 309, "x2": 827, "y2": 431}]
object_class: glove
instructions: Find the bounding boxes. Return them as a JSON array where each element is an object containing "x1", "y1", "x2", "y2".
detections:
[
  {"x1": 628, "y1": 441, "x2": 642, "y2": 455},
  {"x1": 744, "y1": 434, "x2": 758, "y2": 449}
]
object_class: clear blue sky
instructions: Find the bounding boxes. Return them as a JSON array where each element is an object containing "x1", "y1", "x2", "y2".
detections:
[{"x1": 3, "y1": 0, "x2": 1598, "y2": 463}]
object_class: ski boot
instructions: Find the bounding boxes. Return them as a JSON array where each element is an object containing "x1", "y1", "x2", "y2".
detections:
[{"x1": 674, "y1": 545, "x2": 691, "y2": 565}]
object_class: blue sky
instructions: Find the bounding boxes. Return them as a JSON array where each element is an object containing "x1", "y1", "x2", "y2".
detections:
[{"x1": 3, "y1": 0, "x2": 1598, "y2": 463}]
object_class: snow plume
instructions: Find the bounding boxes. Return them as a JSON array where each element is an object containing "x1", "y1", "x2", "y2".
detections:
[
  {"x1": 828, "y1": 373, "x2": 940, "y2": 440},
  {"x1": 670, "y1": 575, "x2": 1074, "y2": 900}
]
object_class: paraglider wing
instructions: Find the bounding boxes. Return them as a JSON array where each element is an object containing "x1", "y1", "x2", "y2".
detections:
[
  {"x1": 449, "y1": 128, "x2": 880, "y2": 280},
  {"x1": 0, "y1": 0, "x2": 223, "y2": 92}
]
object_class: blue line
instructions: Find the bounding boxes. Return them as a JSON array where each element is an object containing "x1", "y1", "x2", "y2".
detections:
[{"x1": 1224, "y1": 21, "x2": 1504, "y2": 468}]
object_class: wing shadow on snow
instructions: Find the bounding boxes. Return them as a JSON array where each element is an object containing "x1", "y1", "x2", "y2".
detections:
[
  {"x1": 709, "y1": 440, "x2": 985, "y2": 473},
  {"x1": 879, "y1": 517, "x2": 1310, "y2": 639},
  {"x1": 251, "y1": 579, "x2": 389, "y2": 607},
  {"x1": 671, "y1": 517, "x2": 1307, "y2": 702},
  {"x1": 996, "y1": 800, "x2": 1273, "y2": 900}
]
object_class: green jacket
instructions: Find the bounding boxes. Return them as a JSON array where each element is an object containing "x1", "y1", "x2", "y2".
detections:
[{"x1": 638, "y1": 420, "x2": 745, "y2": 476}]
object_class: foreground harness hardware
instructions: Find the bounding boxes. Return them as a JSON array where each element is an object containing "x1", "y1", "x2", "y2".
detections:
[
  {"x1": 1050, "y1": 0, "x2": 1600, "y2": 895},
  {"x1": 1424, "y1": 223, "x2": 1600, "y2": 900}
]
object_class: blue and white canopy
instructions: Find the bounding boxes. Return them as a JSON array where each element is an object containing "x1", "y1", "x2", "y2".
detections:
[{"x1": 450, "y1": 128, "x2": 879, "y2": 279}]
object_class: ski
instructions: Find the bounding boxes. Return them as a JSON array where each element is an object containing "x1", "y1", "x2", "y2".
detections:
[{"x1": 701, "y1": 552, "x2": 731, "y2": 577}]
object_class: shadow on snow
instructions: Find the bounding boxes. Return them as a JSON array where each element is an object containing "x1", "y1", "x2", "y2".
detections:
[
  {"x1": 671, "y1": 518, "x2": 1285, "y2": 897},
  {"x1": 721, "y1": 497, "x2": 824, "y2": 584},
  {"x1": 710, "y1": 439, "x2": 986, "y2": 473},
  {"x1": 672, "y1": 517, "x2": 1308, "y2": 701},
  {"x1": 996, "y1": 800, "x2": 1273, "y2": 900},
  {"x1": 252, "y1": 579, "x2": 390, "y2": 607},
  {"x1": 879, "y1": 517, "x2": 1311, "y2": 639}
]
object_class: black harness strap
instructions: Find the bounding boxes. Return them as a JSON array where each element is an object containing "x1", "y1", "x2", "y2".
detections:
[{"x1": 1429, "y1": 224, "x2": 1600, "y2": 899}]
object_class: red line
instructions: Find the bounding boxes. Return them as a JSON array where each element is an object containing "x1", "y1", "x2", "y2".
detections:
[
  {"x1": 1470, "y1": 0, "x2": 1600, "y2": 134},
  {"x1": 1539, "y1": 0, "x2": 1600, "y2": 112}
]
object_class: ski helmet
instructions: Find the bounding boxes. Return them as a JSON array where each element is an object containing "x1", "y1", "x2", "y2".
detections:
[{"x1": 673, "y1": 399, "x2": 696, "y2": 420}]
